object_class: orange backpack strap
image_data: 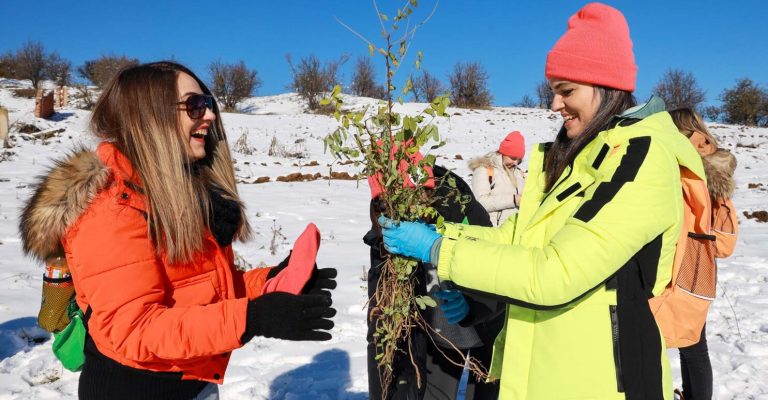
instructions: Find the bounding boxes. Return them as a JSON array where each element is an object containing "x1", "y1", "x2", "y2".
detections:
[{"x1": 486, "y1": 166, "x2": 494, "y2": 188}]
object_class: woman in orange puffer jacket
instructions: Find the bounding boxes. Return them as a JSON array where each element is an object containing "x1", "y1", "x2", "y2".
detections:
[
  {"x1": 19, "y1": 61, "x2": 336, "y2": 400},
  {"x1": 669, "y1": 108, "x2": 738, "y2": 400}
]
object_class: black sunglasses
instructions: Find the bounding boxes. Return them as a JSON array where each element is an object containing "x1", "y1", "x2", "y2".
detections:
[{"x1": 177, "y1": 94, "x2": 215, "y2": 119}]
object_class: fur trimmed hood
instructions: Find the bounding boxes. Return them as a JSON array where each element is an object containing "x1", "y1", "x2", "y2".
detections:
[
  {"x1": 468, "y1": 151, "x2": 502, "y2": 171},
  {"x1": 19, "y1": 148, "x2": 110, "y2": 261},
  {"x1": 702, "y1": 149, "x2": 737, "y2": 199}
]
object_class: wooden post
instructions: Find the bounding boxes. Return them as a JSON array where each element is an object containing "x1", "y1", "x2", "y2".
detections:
[
  {"x1": 55, "y1": 86, "x2": 69, "y2": 108},
  {"x1": 0, "y1": 106, "x2": 8, "y2": 148},
  {"x1": 34, "y1": 89, "x2": 43, "y2": 118},
  {"x1": 61, "y1": 86, "x2": 68, "y2": 108},
  {"x1": 35, "y1": 90, "x2": 55, "y2": 119}
]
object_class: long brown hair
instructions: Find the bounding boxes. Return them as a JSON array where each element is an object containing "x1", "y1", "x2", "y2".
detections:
[
  {"x1": 90, "y1": 61, "x2": 251, "y2": 263},
  {"x1": 543, "y1": 86, "x2": 636, "y2": 192},
  {"x1": 669, "y1": 107, "x2": 719, "y2": 147}
]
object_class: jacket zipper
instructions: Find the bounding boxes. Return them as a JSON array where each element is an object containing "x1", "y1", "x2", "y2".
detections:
[{"x1": 609, "y1": 305, "x2": 625, "y2": 393}]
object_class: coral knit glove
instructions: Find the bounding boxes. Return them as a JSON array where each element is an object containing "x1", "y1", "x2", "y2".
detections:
[
  {"x1": 378, "y1": 216, "x2": 441, "y2": 264},
  {"x1": 241, "y1": 292, "x2": 336, "y2": 343},
  {"x1": 267, "y1": 253, "x2": 338, "y2": 297},
  {"x1": 262, "y1": 223, "x2": 326, "y2": 296}
]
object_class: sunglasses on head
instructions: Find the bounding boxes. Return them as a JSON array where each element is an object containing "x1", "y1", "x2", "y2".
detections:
[{"x1": 177, "y1": 94, "x2": 215, "y2": 119}]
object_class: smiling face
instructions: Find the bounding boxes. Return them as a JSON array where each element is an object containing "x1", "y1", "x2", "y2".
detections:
[
  {"x1": 177, "y1": 72, "x2": 214, "y2": 161},
  {"x1": 549, "y1": 79, "x2": 601, "y2": 139}
]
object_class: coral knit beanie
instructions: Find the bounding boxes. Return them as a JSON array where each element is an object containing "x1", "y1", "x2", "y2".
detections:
[
  {"x1": 545, "y1": 2, "x2": 637, "y2": 92},
  {"x1": 498, "y1": 131, "x2": 525, "y2": 159}
]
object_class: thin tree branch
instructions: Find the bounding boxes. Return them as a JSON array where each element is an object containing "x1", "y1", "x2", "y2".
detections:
[
  {"x1": 334, "y1": 16, "x2": 375, "y2": 47},
  {"x1": 372, "y1": 0, "x2": 388, "y2": 36},
  {"x1": 391, "y1": 0, "x2": 440, "y2": 78},
  {"x1": 398, "y1": 0, "x2": 440, "y2": 42}
]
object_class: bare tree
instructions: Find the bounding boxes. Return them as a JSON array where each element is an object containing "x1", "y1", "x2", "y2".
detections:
[
  {"x1": 45, "y1": 52, "x2": 72, "y2": 86},
  {"x1": 411, "y1": 70, "x2": 443, "y2": 103},
  {"x1": 0, "y1": 51, "x2": 16, "y2": 78},
  {"x1": 700, "y1": 105, "x2": 721, "y2": 123},
  {"x1": 72, "y1": 82, "x2": 97, "y2": 110},
  {"x1": 286, "y1": 54, "x2": 347, "y2": 111},
  {"x1": 350, "y1": 57, "x2": 385, "y2": 99},
  {"x1": 77, "y1": 54, "x2": 139, "y2": 88},
  {"x1": 14, "y1": 41, "x2": 48, "y2": 88},
  {"x1": 208, "y1": 60, "x2": 261, "y2": 112},
  {"x1": 448, "y1": 61, "x2": 493, "y2": 108},
  {"x1": 719, "y1": 78, "x2": 768, "y2": 127},
  {"x1": 653, "y1": 68, "x2": 706, "y2": 111},
  {"x1": 0, "y1": 44, "x2": 72, "y2": 88},
  {"x1": 515, "y1": 94, "x2": 537, "y2": 108},
  {"x1": 536, "y1": 79, "x2": 554, "y2": 109}
]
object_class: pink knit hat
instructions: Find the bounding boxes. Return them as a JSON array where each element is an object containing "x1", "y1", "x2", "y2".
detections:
[
  {"x1": 498, "y1": 131, "x2": 525, "y2": 159},
  {"x1": 545, "y1": 3, "x2": 637, "y2": 92}
]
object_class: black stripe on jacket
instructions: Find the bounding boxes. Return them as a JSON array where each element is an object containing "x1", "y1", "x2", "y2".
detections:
[{"x1": 574, "y1": 137, "x2": 651, "y2": 223}]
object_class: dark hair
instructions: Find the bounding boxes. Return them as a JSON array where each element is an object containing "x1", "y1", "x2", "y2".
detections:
[{"x1": 543, "y1": 86, "x2": 636, "y2": 192}]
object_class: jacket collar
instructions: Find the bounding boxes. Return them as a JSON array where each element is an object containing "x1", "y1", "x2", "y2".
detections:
[
  {"x1": 20, "y1": 146, "x2": 112, "y2": 261},
  {"x1": 617, "y1": 95, "x2": 666, "y2": 120}
]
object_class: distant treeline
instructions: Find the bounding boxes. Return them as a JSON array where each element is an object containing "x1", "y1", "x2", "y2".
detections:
[{"x1": 1, "y1": 41, "x2": 766, "y2": 125}]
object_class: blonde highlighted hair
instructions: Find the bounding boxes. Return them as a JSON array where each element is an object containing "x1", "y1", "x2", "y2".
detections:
[
  {"x1": 90, "y1": 61, "x2": 251, "y2": 263},
  {"x1": 669, "y1": 107, "x2": 719, "y2": 149}
]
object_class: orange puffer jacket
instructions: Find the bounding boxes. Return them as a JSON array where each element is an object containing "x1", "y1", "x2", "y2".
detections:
[{"x1": 20, "y1": 142, "x2": 271, "y2": 383}]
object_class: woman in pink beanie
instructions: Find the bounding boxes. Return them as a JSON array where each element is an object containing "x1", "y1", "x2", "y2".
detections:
[
  {"x1": 469, "y1": 131, "x2": 527, "y2": 226},
  {"x1": 379, "y1": 3, "x2": 701, "y2": 399}
]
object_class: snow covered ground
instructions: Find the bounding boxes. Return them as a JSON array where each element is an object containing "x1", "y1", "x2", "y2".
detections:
[{"x1": 0, "y1": 80, "x2": 766, "y2": 399}]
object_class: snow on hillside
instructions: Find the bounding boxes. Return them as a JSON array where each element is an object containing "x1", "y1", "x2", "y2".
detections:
[{"x1": 0, "y1": 81, "x2": 766, "y2": 399}]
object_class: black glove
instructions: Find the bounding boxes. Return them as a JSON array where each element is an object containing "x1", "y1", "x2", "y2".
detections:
[
  {"x1": 241, "y1": 292, "x2": 336, "y2": 343},
  {"x1": 303, "y1": 267, "x2": 337, "y2": 296},
  {"x1": 266, "y1": 251, "x2": 337, "y2": 296}
]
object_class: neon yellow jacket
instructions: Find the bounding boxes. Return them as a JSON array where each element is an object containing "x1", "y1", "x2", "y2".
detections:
[{"x1": 437, "y1": 103, "x2": 704, "y2": 400}]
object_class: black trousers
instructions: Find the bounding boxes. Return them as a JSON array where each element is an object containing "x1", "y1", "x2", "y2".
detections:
[
  {"x1": 679, "y1": 324, "x2": 713, "y2": 400},
  {"x1": 366, "y1": 326, "x2": 499, "y2": 400},
  {"x1": 366, "y1": 253, "x2": 499, "y2": 400}
]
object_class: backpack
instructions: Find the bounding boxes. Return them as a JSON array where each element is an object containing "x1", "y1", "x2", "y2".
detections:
[
  {"x1": 648, "y1": 166, "x2": 717, "y2": 349},
  {"x1": 38, "y1": 255, "x2": 88, "y2": 371}
]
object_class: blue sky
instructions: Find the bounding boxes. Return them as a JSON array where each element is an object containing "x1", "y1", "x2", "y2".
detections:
[{"x1": 1, "y1": 1, "x2": 766, "y2": 106}]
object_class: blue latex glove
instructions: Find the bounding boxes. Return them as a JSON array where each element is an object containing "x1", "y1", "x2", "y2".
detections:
[
  {"x1": 378, "y1": 215, "x2": 441, "y2": 264},
  {"x1": 434, "y1": 290, "x2": 469, "y2": 324}
]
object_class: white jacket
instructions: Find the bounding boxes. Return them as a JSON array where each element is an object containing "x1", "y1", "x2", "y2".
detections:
[{"x1": 468, "y1": 151, "x2": 525, "y2": 226}]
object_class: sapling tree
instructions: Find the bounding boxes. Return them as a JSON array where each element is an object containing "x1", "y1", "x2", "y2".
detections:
[{"x1": 323, "y1": 1, "x2": 487, "y2": 396}]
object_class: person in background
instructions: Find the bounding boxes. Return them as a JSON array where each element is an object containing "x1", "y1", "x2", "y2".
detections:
[
  {"x1": 669, "y1": 107, "x2": 739, "y2": 400},
  {"x1": 469, "y1": 131, "x2": 527, "y2": 226},
  {"x1": 378, "y1": 3, "x2": 705, "y2": 398},
  {"x1": 19, "y1": 61, "x2": 336, "y2": 400},
  {"x1": 365, "y1": 152, "x2": 502, "y2": 400}
]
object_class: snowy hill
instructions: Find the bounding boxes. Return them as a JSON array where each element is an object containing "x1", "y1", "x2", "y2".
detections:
[{"x1": 0, "y1": 80, "x2": 766, "y2": 399}]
